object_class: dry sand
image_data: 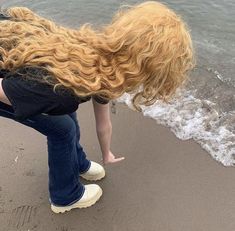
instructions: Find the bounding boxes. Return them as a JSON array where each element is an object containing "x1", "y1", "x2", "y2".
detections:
[{"x1": 0, "y1": 102, "x2": 235, "y2": 231}]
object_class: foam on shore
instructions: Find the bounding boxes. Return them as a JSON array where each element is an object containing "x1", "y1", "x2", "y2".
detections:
[{"x1": 118, "y1": 90, "x2": 235, "y2": 166}]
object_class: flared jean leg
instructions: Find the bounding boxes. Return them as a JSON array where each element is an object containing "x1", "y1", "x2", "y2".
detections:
[
  {"x1": 68, "y1": 112, "x2": 91, "y2": 173},
  {"x1": 0, "y1": 102, "x2": 86, "y2": 206}
]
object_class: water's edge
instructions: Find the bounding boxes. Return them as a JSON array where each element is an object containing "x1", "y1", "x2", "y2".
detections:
[{"x1": 117, "y1": 90, "x2": 235, "y2": 167}]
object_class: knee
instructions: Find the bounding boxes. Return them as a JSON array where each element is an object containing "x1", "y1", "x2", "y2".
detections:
[{"x1": 48, "y1": 116, "x2": 77, "y2": 140}]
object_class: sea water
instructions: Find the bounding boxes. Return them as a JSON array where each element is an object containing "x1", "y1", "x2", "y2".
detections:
[{"x1": 2, "y1": 0, "x2": 235, "y2": 166}]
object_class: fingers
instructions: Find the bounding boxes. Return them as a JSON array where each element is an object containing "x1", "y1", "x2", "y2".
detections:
[
  {"x1": 103, "y1": 156, "x2": 125, "y2": 165},
  {"x1": 112, "y1": 157, "x2": 125, "y2": 163}
]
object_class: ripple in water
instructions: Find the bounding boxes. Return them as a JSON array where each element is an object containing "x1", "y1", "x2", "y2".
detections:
[{"x1": 118, "y1": 88, "x2": 235, "y2": 167}]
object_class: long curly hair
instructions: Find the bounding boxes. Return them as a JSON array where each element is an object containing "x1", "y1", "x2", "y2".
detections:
[{"x1": 0, "y1": 1, "x2": 195, "y2": 110}]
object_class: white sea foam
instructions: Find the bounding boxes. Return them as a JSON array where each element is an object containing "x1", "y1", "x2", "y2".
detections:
[{"x1": 117, "y1": 90, "x2": 235, "y2": 166}]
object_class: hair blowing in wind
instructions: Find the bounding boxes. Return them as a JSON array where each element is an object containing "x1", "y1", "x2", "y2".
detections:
[{"x1": 0, "y1": 1, "x2": 195, "y2": 110}]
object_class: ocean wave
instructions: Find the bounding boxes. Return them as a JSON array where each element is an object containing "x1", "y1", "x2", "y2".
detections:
[{"x1": 117, "y1": 90, "x2": 235, "y2": 166}]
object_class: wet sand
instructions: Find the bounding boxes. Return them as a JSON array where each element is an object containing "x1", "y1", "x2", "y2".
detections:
[{"x1": 1, "y1": 102, "x2": 235, "y2": 231}]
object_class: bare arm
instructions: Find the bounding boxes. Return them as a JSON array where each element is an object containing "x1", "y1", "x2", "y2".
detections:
[
  {"x1": 92, "y1": 98, "x2": 125, "y2": 165},
  {"x1": 0, "y1": 79, "x2": 11, "y2": 105}
]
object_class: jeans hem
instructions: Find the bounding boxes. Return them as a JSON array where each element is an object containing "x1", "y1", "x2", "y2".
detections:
[
  {"x1": 79, "y1": 160, "x2": 91, "y2": 174},
  {"x1": 49, "y1": 185, "x2": 85, "y2": 207}
]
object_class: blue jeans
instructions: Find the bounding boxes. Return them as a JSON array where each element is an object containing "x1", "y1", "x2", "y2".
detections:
[{"x1": 0, "y1": 101, "x2": 91, "y2": 206}]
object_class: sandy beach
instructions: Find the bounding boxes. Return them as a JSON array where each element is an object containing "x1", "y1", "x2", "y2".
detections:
[{"x1": 1, "y1": 102, "x2": 235, "y2": 231}]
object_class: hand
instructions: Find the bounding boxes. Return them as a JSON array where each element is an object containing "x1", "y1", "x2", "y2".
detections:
[{"x1": 102, "y1": 151, "x2": 125, "y2": 165}]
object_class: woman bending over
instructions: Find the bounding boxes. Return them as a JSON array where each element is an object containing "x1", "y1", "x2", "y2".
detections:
[{"x1": 0, "y1": 1, "x2": 194, "y2": 213}]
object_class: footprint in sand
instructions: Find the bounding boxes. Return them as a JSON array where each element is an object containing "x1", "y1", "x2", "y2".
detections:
[{"x1": 8, "y1": 205, "x2": 38, "y2": 230}]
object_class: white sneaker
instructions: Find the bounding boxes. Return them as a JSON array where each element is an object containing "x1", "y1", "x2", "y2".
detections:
[
  {"x1": 80, "y1": 161, "x2": 105, "y2": 181},
  {"x1": 51, "y1": 184, "x2": 102, "y2": 214}
]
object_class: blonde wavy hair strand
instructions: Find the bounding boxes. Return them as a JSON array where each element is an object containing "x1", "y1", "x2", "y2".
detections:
[{"x1": 0, "y1": 1, "x2": 195, "y2": 110}]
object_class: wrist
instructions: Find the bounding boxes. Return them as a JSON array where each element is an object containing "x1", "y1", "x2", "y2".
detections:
[{"x1": 102, "y1": 150, "x2": 110, "y2": 159}]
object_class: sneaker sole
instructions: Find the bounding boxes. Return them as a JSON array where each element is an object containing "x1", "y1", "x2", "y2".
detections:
[
  {"x1": 80, "y1": 170, "x2": 105, "y2": 181},
  {"x1": 50, "y1": 188, "x2": 103, "y2": 214}
]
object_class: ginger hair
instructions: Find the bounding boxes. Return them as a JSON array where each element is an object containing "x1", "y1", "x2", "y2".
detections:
[{"x1": 0, "y1": 1, "x2": 195, "y2": 110}]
